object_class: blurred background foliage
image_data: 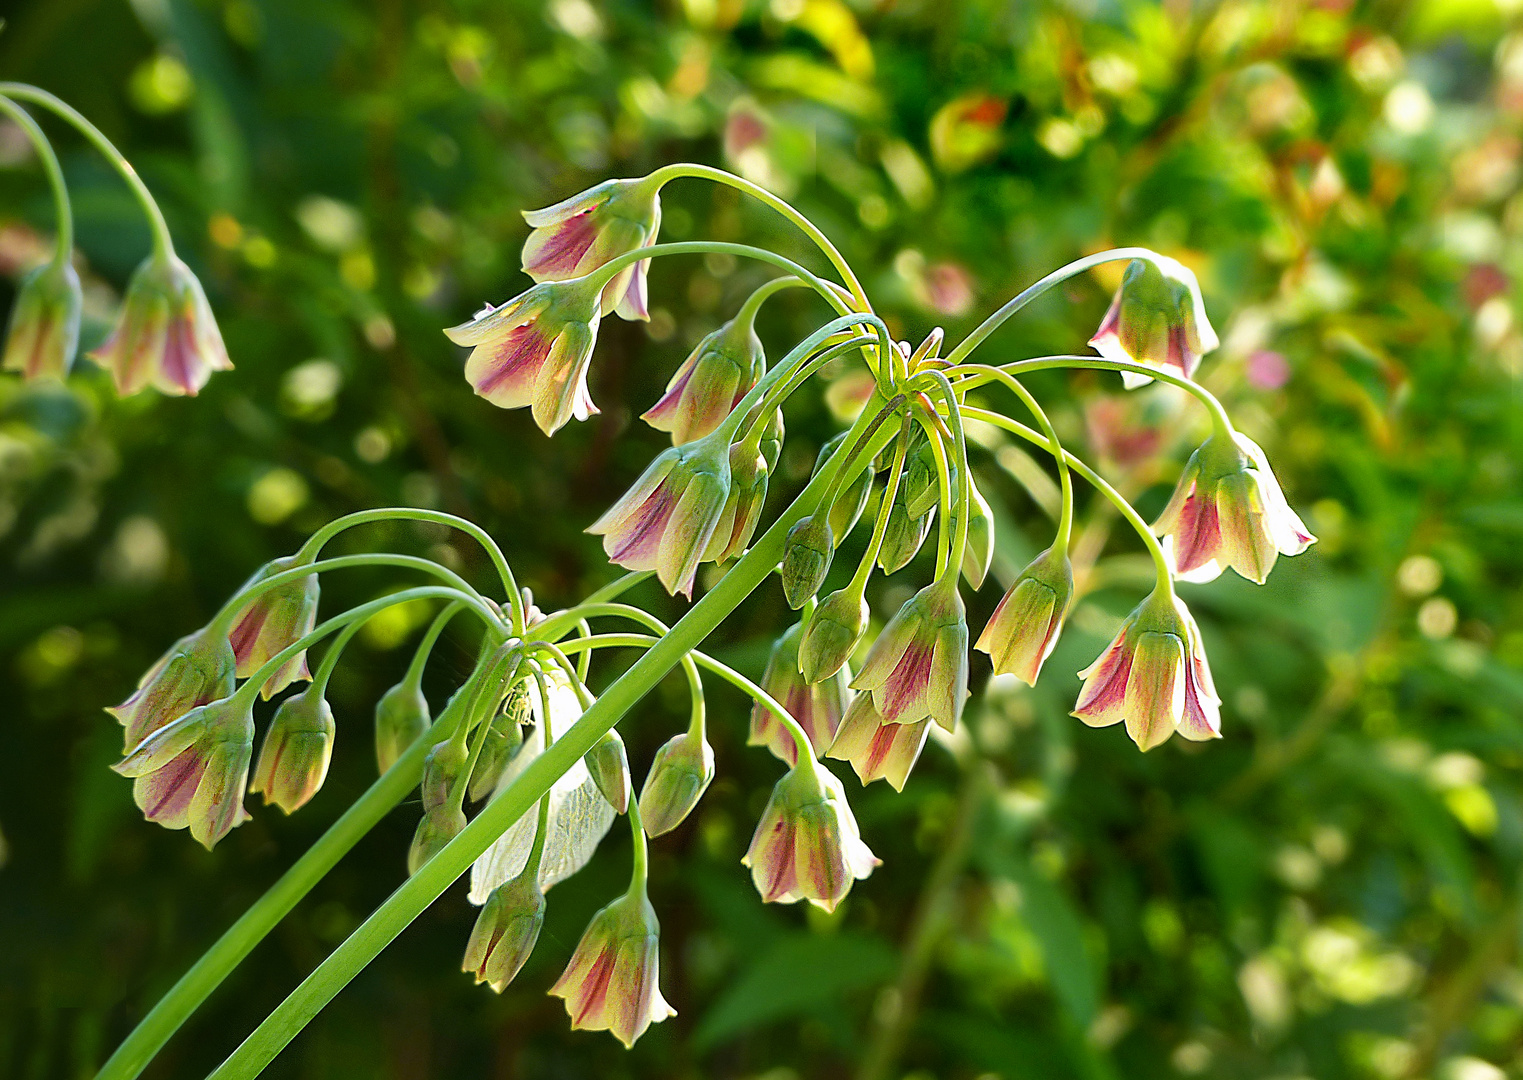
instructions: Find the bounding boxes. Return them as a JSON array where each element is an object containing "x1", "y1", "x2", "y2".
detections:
[{"x1": 2, "y1": 0, "x2": 1523, "y2": 1078}]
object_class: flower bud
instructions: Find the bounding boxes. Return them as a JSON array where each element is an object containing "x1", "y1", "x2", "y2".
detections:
[
  {"x1": 374, "y1": 680, "x2": 431, "y2": 774},
  {"x1": 976, "y1": 546, "x2": 1073, "y2": 686},
  {"x1": 756, "y1": 407, "x2": 785, "y2": 472},
  {"x1": 467, "y1": 682, "x2": 529, "y2": 802},
  {"x1": 1090, "y1": 256, "x2": 1219, "y2": 388},
  {"x1": 877, "y1": 497, "x2": 934, "y2": 574},
  {"x1": 638, "y1": 728, "x2": 715, "y2": 837},
  {"x1": 829, "y1": 458, "x2": 875, "y2": 542},
  {"x1": 2, "y1": 256, "x2": 82, "y2": 381},
  {"x1": 108, "y1": 628, "x2": 237, "y2": 750},
  {"x1": 826, "y1": 693, "x2": 932, "y2": 792},
  {"x1": 445, "y1": 278, "x2": 602, "y2": 435},
  {"x1": 780, "y1": 515, "x2": 833, "y2": 609},
  {"x1": 227, "y1": 555, "x2": 320, "y2": 699},
  {"x1": 960, "y1": 483, "x2": 996, "y2": 588},
  {"x1": 704, "y1": 442, "x2": 769, "y2": 563},
  {"x1": 851, "y1": 579, "x2": 968, "y2": 731},
  {"x1": 902, "y1": 436, "x2": 956, "y2": 520},
  {"x1": 112, "y1": 694, "x2": 253, "y2": 850},
  {"x1": 463, "y1": 868, "x2": 546, "y2": 992},
  {"x1": 421, "y1": 737, "x2": 470, "y2": 815},
  {"x1": 798, "y1": 586, "x2": 869, "y2": 684},
  {"x1": 585, "y1": 729, "x2": 632, "y2": 814},
  {"x1": 408, "y1": 804, "x2": 468, "y2": 874},
  {"x1": 750, "y1": 622, "x2": 852, "y2": 763},
  {"x1": 549, "y1": 888, "x2": 676, "y2": 1047},
  {"x1": 642, "y1": 316, "x2": 765, "y2": 444},
  {"x1": 742, "y1": 757, "x2": 878, "y2": 911},
  {"x1": 248, "y1": 687, "x2": 335, "y2": 814},
  {"x1": 91, "y1": 254, "x2": 232, "y2": 397},
  {"x1": 521, "y1": 177, "x2": 662, "y2": 320}
]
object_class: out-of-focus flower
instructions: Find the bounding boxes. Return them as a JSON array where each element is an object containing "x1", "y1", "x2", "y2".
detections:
[
  {"x1": 638, "y1": 727, "x2": 714, "y2": 837},
  {"x1": 1090, "y1": 256, "x2": 1218, "y2": 388},
  {"x1": 463, "y1": 868, "x2": 545, "y2": 993},
  {"x1": 112, "y1": 694, "x2": 253, "y2": 849},
  {"x1": 751, "y1": 621, "x2": 853, "y2": 763},
  {"x1": 799, "y1": 586, "x2": 869, "y2": 684},
  {"x1": 2, "y1": 256, "x2": 82, "y2": 380},
  {"x1": 704, "y1": 442, "x2": 769, "y2": 563},
  {"x1": 961, "y1": 483, "x2": 995, "y2": 588},
  {"x1": 227, "y1": 555, "x2": 319, "y2": 699},
  {"x1": 642, "y1": 315, "x2": 764, "y2": 444},
  {"x1": 248, "y1": 686, "x2": 334, "y2": 814},
  {"x1": 826, "y1": 693, "x2": 931, "y2": 791},
  {"x1": 588, "y1": 436, "x2": 731, "y2": 597},
  {"x1": 374, "y1": 679, "x2": 430, "y2": 774},
  {"x1": 780, "y1": 514, "x2": 834, "y2": 609},
  {"x1": 1153, "y1": 430, "x2": 1315, "y2": 584},
  {"x1": 91, "y1": 254, "x2": 232, "y2": 397},
  {"x1": 521, "y1": 177, "x2": 662, "y2": 320},
  {"x1": 742, "y1": 756, "x2": 878, "y2": 911},
  {"x1": 445, "y1": 279, "x2": 602, "y2": 436},
  {"x1": 1245, "y1": 349, "x2": 1291, "y2": 391},
  {"x1": 1072, "y1": 589, "x2": 1220, "y2": 750},
  {"x1": 852, "y1": 579, "x2": 968, "y2": 730},
  {"x1": 976, "y1": 546, "x2": 1074, "y2": 686},
  {"x1": 585, "y1": 729, "x2": 631, "y2": 814},
  {"x1": 108, "y1": 628, "x2": 236, "y2": 749},
  {"x1": 549, "y1": 888, "x2": 676, "y2": 1047},
  {"x1": 928, "y1": 92, "x2": 1007, "y2": 172}
]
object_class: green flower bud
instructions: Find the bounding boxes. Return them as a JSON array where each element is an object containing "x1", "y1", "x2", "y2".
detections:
[
  {"x1": 798, "y1": 586, "x2": 869, "y2": 684},
  {"x1": 878, "y1": 499, "x2": 933, "y2": 574},
  {"x1": 585, "y1": 728, "x2": 632, "y2": 813},
  {"x1": 638, "y1": 729, "x2": 715, "y2": 836},
  {"x1": 374, "y1": 680, "x2": 431, "y2": 775},
  {"x1": 468, "y1": 681, "x2": 530, "y2": 802},
  {"x1": 960, "y1": 483, "x2": 996, "y2": 588},
  {"x1": 781, "y1": 515, "x2": 834, "y2": 609}
]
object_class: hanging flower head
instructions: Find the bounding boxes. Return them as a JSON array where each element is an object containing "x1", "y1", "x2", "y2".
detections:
[
  {"x1": 1090, "y1": 256, "x2": 1218, "y2": 388},
  {"x1": 227, "y1": 555, "x2": 320, "y2": 700},
  {"x1": 91, "y1": 254, "x2": 232, "y2": 397},
  {"x1": 642, "y1": 315, "x2": 766, "y2": 444},
  {"x1": 749, "y1": 621, "x2": 852, "y2": 764},
  {"x1": 463, "y1": 869, "x2": 546, "y2": 994},
  {"x1": 851, "y1": 579, "x2": 968, "y2": 731},
  {"x1": 521, "y1": 177, "x2": 662, "y2": 321},
  {"x1": 976, "y1": 546, "x2": 1074, "y2": 686},
  {"x1": 638, "y1": 728, "x2": 715, "y2": 837},
  {"x1": 548, "y1": 887, "x2": 676, "y2": 1047},
  {"x1": 826, "y1": 693, "x2": 932, "y2": 792},
  {"x1": 108, "y1": 628, "x2": 237, "y2": 750},
  {"x1": 248, "y1": 687, "x2": 335, "y2": 815},
  {"x1": 3, "y1": 256, "x2": 82, "y2": 381},
  {"x1": 742, "y1": 756, "x2": 878, "y2": 911}
]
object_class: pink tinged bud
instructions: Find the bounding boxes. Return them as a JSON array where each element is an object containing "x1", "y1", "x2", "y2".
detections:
[
  {"x1": 799, "y1": 586, "x2": 870, "y2": 684},
  {"x1": 975, "y1": 547, "x2": 1074, "y2": 686},
  {"x1": 780, "y1": 515, "x2": 834, "y2": 609},
  {"x1": 750, "y1": 622, "x2": 852, "y2": 764},
  {"x1": 1153, "y1": 430, "x2": 1315, "y2": 585},
  {"x1": 742, "y1": 758, "x2": 879, "y2": 911},
  {"x1": 112, "y1": 695, "x2": 253, "y2": 849},
  {"x1": 3, "y1": 257, "x2": 82, "y2": 381},
  {"x1": 463, "y1": 869, "x2": 546, "y2": 993},
  {"x1": 961, "y1": 483, "x2": 996, "y2": 589},
  {"x1": 826, "y1": 693, "x2": 931, "y2": 792},
  {"x1": 91, "y1": 255, "x2": 232, "y2": 397},
  {"x1": 586, "y1": 729, "x2": 632, "y2": 814},
  {"x1": 852, "y1": 580, "x2": 968, "y2": 731},
  {"x1": 374, "y1": 680, "x2": 430, "y2": 774},
  {"x1": 638, "y1": 729, "x2": 715, "y2": 837},
  {"x1": 704, "y1": 442, "x2": 769, "y2": 564},
  {"x1": 549, "y1": 889, "x2": 676, "y2": 1047},
  {"x1": 1089, "y1": 256, "x2": 1218, "y2": 389},
  {"x1": 588, "y1": 438, "x2": 732, "y2": 597},
  {"x1": 521, "y1": 177, "x2": 662, "y2": 321},
  {"x1": 227, "y1": 556, "x2": 320, "y2": 699},
  {"x1": 447, "y1": 281, "x2": 602, "y2": 436},
  {"x1": 248, "y1": 688, "x2": 335, "y2": 814},
  {"x1": 108, "y1": 628, "x2": 237, "y2": 750},
  {"x1": 642, "y1": 318, "x2": 764, "y2": 444}
]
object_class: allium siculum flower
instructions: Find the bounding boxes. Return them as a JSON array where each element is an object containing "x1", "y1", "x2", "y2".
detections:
[
  {"x1": 588, "y1": 435, "x2": 731, "y2": 597},
  {"x1": 826, "y1": 693, "x2": 931, "y2": 792},
  {"x1": 112, "y1": 695, "x2": 254, "y2": 849},
  {"x1": 642, "y1": 315, "x2": 764, "y2": 444},
  {"x1": 463, "y1": 868, "x2": 546, "y2": 993},
  {"x1": 976, "y1": 546, "x2": 1074, "y2": 686},
  {"x1": 780, "y1": 515, "x2": 833, "y2": 609},
  {"x1": 704, "y1": 442, "x2": 769, "y2": 563},
  {"x1": 548, "y1": 888, "x2": 676, "y2": 1047},
  {"x1": 1071, "y1": 588, "x2": 1220, "y2": 750},
  {"x1": 2, "y1": 256, "x2": 82, "y2": 381},
  {"x1": 851, "y1": 579, "x2": 968, "y2": 731},
  {"x1": 108, "y1": 628, "x2": 237, "y2": 750},
  {"x1": 742, "y1": 756, "x2": 879, "y2": 911},
  {"x1": 227, "y1": 555, "x2": 320, "y2": 699},
  {"x1": 1153, "y1": 429, "x2": 1316, "y2": 584},
  {"x1": 91, "y1": 254, "x2": 232, "y2": 397},
  {"x1": 445, "y1": 279, "x2": 602, "y2": 436},
  {"x1": 750, "y1": 622, "x2": 852, "y2": 764},
  {"x1": 638, "y1": 728, "x2": 715, "y2": 837},
  {"x1": 521, "y1": 177, "x2": 662, "y2": 320},
  {"x1": 877, "y1": 496, "x2": 934, "y2": 574},
  {"x1": 798, "y1": 586, "x2": 869, "y2": 684},
  {"x1": 374, "y1": 680, "x2": 430, "y2": 774},
  {"x1": 1090, "y1": 256, "x2": 1219, "y2": 389},
  {"x1": 248, "y1": 687, "x2": 335, "y2": 814}
]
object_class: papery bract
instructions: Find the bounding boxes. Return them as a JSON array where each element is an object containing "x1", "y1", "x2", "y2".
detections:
[
  {"x1": 750, "y1": 622, "x2": 852, "y2": 764},
  {"x1": 975, "y1": 546, "x2": 1074, "y2": 686},
  {"x1": 851, "y1": 579, "x2": 968, "y2": 730},
  {"x1": 642, "y1": 316, "x2": 764, "y2": 444},
  {"x1": 248, "y1": 687, "x2": 335, "y2": 814},
  {"x1": 522, "y1": 177, "x2": 662, "y2": 320},
  {"x1": 91, "y1": 254, "x2": 232, "y2": 397},
  {"x1": 742, "y1": 757, "x2": 878, "y2": 911},
  {"x1": 108, "y1": 628, "x2": 236, "y2": 750},
  {"x1": 227, "y1": 555, "x2": 320, "y2": 699},
  {"x1": 826, "y1": 693, "x2": 931, "y2": 792},
  {"x1": 1089, "y1": 256, "x2": 1218, "y2": 389},
  {"x1": 2, "y1": 256, "x2": 82, "y2": 381},
  {"x1": 548, "y1": 888, "x2": 676, "y2": 1047}
]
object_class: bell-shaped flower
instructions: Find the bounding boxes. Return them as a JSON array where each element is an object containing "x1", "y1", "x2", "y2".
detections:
[
  {"x1": 961, "y1": 483, "x2": 996, "y2": 588},
  {"x1": 468, "y1": 683, "x2": 529, "y2": 802},
  {"x1": 445, "y1": 278, "x2": 602, "y2": 436},
  {"x1": 742, "y1": 755, "x2": 878, "y2": 911},
  {"x1": 108, "y1": 628, "x2": 237, "y2": 750},
  {"x1": 1071, "y1": 589, "x2": 1221, "y2": 750},
  {"x1": 111, "y1": 694, "x2": 254, "y2": 849},
  {"x1": 852, "y1": 579, "x2": 968, "y2": 731},
  {"x1": 248, "y1": 687, "x2": 335, "y2": 814},
  {"x1": 750, "y1": 622, "x2": 852, "y2": 764},
  {"x1": 638, "y1": 728, "x2": 715, "y2": 837},
  {"x1": 588, "y1": 434, "x2": 731, "y2": 597},
  {"x1": 549, "y1": 886, "x2": 676, "y2": 1047},
  {"x1": 463, "y1": 867, "x2": 546, "y2": 993},
  {"x1": 91, "y1": 254, "x2": 232, "y2": 397},
  {"x1": 585, "y1": 729, "x2": 632, "y2": 814},
  {"x1": 3, "y1": 256, "x2": 82, "y2": 380},
  {"x1": 1090, "y1": 256, "x2": 1219, "y2": 388},
  {"x1": 227, "y1": 555, "x2": 320, "y2": 699},
  {"x1": 798, "y1": 586, "x2": 869, "y2": 684},
  {"x1": 522, "y1": 177, "x2": 662, "y2": 321},
  {"x1": 877, "y1": 497, "x2": 934, "y2": 574},
  {"x1": 826, "y1": 693, "x2": 932, "y2": 792},
  {"x1": 704, "y1": 442, "x2": 769, "y2": 563},
  {"x1": 642, "y1": 316, "x2": 764, "y2": 444},
  {"x1": 374, "y1": 679, "x2": 431, "y2": 774},
  {"x1": 780, "y1": 514, "x2": 834, "y2": 609},
  {"x1": 976, "y1": 546, "x2": 1074, "y2": 686},
  {"x1": 1154, "y1": 429, "x2": 1315, "y2": 584}
]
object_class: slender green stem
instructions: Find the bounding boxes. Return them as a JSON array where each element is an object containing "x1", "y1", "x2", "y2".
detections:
[
  {"x1": 735, "y1": 275, "x2": 809, "y2": 326},
  {"x1": 913, "y1": 405, "x2": 954, "y2": 579},
  {"x1": 403, "y1": 602, "x2": 465, "y2": 692},
  {"x1": 625, "y1": 794, "x2": 650, "y2": 897},
  {"x1": 0, "y1": 83, "x2": 173, "y2": 261},
  {"x1": 0, "y1": 95, "x2": 72, "y2": 258},
  {"x1": 548, "y1": 602, "x2": 706, "y2": 716},
  {"x1": 308, "y1": 619, "x2": 365, "y2": 697},
  {"x1": 526, "y1": 571, "x2": 653, "y2": 643},
  {"x1": 739, "y1": 334, "x2": 877, "y2": 449},
  {"x1": 918, "y1": 372, "x2": 971, "y2": 589},
  {"x1": 848, "y1": 424, "x2": 911, "y2": 595}
]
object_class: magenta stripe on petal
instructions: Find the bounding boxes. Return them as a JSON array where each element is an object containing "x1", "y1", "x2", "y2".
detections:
[
  {"x1": 526, "y1": 213, "x2": 599, "y2": 275},
  {"x1": 477, "y1": 326, "x2": 553, "y2": 397},
  {"x1": 144, "y1": 749, "x2": 204, "y2": 821},
  {"x1": 878, "y1": 643, "x2": 933, "y2": 722}
]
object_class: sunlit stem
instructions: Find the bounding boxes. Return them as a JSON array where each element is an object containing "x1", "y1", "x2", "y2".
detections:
[
  {"x1": 0, "y1": 83, "x2": 174, "y2": 262},
  {"x1": 0, "y1": 96, "x2": 72, "y2": 259},
  {"x1": 916, "y1": 372, "x2": 971, "y2": 588},
  {"x1": 738, "y1": 333, "x2": 877, "y2": 450},
  {"x1": 807, "y1": 397, "x2": 906, "y2": 533},
  {"x1": 403, "y1": 602, "x2": 466, "y2": 693},
  {"x1": 848, "y1": 423, "x2": 911, "y2": 595},
  {"x1": 912, "y1": 403, "x2": 955, "y2": 579},
  {"x1": 546, "y1": 601, "x2": 705, "y2": 719},
  {"x1": 735, "y1": 274, "x2": 810, "y2": 326}
]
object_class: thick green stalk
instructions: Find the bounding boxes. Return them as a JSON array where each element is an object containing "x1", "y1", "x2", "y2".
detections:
[{"x1": 0, "y1": 95, "x2": 72, "y2": 258}]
